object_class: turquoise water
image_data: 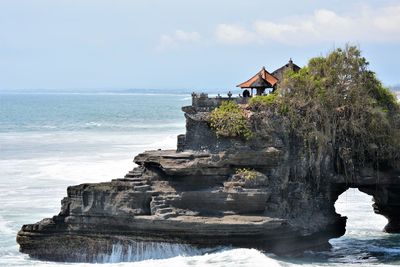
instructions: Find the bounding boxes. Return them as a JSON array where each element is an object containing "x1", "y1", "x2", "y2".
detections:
[
  {"x1": 0, "y1": 93, "x2": 186, "y2": 132},
  {"x1": 0, "y1": 91, "x2": 399, "y2": 266}
]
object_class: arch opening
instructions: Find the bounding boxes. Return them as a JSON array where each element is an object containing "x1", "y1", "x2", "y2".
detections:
[
  {"x1": 334, "y1": 188, "x2": 387, "y2": 235},
  {"x1": 328, "y1": 188, "x2": 400, "y2": 263}
]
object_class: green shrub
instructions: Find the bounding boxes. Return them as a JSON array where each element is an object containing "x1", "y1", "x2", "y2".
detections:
[
  {"x1": 235, "y1": 168, "x2": 257, "y2": 180},
  {"x1": 368, "y1": 76, "x2": 398, "y2": 113},
  {"x1": 248, "y1": 93, "x2": 278, "y2": 108},
  {"x1": 209, "y1": 101, "x2": 252, "y2": 139}
]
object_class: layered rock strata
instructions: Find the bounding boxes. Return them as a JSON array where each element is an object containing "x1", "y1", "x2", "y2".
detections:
[{"x1": 17, "y1": 96, "x2": 400, "y2": 262}]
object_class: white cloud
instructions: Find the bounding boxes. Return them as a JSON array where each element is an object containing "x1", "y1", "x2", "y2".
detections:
[
  {"x1": 215, "y1": 24, "x2": 256, "y2": 44},
  {"x1": 214, "y1": 4, "x2": 400, "y2": 45},
  {"x1": 158, "y1": 30, "x2": 201, "y2": 50},
  {"x1": 373, "y1": 5, "x2": 400, "y2": 32}
]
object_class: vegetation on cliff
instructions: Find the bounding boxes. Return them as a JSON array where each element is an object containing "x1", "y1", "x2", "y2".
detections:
[
  {"x1": 210, "y1": 46, "x2": 399, "y2": 177},
  {"x1": 235, "y1": 168, "x2": 258, "y2": 180},
  {"x1": 209, "y1": 101, "x2": 252, "y2": 139},
  {"x1": 248, "y1": 93, "x2": 278, "y2": 108},
  {"x1": 275, "y1": 46, "x2": 400, "y2": 174},
  {"x1": 230, "y1": 168, "x2": 269, "y2": 188}
]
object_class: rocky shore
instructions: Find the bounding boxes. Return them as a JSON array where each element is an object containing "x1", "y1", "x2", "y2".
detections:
[{"x1": 16, "y1": 94, "x2": 400, "y2": 262}]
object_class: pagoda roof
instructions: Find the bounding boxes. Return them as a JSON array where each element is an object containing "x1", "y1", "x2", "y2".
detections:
[
  {"x1": 272, "y1": 59, "x2": 301, "y2": 81},
  {"x1": 237, "y1": 67, "x2": 278, "y2": 89}
]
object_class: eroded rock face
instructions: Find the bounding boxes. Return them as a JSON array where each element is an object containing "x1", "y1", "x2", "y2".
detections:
[{"x1": 16, "y1": 99, "x2": 400, "y2": 262}]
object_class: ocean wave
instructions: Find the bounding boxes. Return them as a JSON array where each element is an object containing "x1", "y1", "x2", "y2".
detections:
[
  {"x1": 82, "y1": 246, "x2": 284, "y2": 267},
  {"x1": 85, "y1": 121, "x2": 103, "y2": 127},
  {"x1": 0, "y1": 216, "x2": 14, "y2": 235},
  {"x1": 96, "y1": 242, "x2": 214, "y2": 263},
  {"x1": 368, "y1": 245, "x2": 400, "y2": 254},
  {"x1": 124, "y1": 248, "x2": 283, "y2": 267},
  {"x1": 0, "y1": 249, "x2": 283, "y2": 267},
  {"x1": 0, "y1": 131, "x2": 178, "y2": 183}
]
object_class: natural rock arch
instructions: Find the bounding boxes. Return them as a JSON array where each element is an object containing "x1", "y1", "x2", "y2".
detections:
[
  {"x1": 334, "y1": 188, "x2": 387, "y2": 234},
  {"x1": 329, "y1": 180, "x2": 400, "y2": 235}
]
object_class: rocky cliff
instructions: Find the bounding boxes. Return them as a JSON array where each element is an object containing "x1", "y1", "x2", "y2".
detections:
[{"x1": 16, "y1": 95, "x2": 400, "y2": 262}]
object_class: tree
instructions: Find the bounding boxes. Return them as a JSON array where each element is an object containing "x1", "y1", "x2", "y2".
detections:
[{"x1": 278, "y1": 45, "x2": 400, "y2": 173}]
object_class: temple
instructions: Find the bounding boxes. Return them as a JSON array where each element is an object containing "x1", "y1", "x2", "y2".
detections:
[
  {"x1": 272, "y1": 58, "x2": 301, "y2": 82},
  {"x1": 237, "y1": 66, "x2": 278, "y2": 96},
  {"x1": 185, "y1": 59, "x2": 302, "y2": 122},
  {"x1": 237, "y1": 59, "x2": 301, "y2": 96}
]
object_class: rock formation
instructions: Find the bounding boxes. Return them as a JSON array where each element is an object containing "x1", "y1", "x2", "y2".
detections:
[{"x1": 17, "y1": 94, "x2": 400, "y2": 262}]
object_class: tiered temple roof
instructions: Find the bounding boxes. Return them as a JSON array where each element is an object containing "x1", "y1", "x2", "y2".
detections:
[
  {"x1": 237, "y1": 66, "x2": 278, "y2": 89},
  {"x1": 237, "y1": 59, "x2": 300, "y2": 95},
  {"x1": 272, "y1": 59, "x2": 301, "y2": 82}
]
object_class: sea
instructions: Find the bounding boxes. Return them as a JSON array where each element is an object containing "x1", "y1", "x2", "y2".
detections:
[{"x1": 0, "y1": 90, "x2": 399, "y2": 267}]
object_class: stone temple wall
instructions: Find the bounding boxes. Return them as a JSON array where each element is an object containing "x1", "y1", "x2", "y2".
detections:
[
  {"x1": 191, "y1": 92, "x2": 248, "y2": 110},
  {"x1": 177, "y1": 93, "x2": 249, "y2": 152}
]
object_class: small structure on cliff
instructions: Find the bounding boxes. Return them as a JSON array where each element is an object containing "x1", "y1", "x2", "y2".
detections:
[
  {"x1": 272, "y1": 59, "x2": 301, "y2": 84},
  {"x1": 237, "y1": 60, "x2": 301, "y2": 95},
  {"x1": 237, "y1": 66, "x2": 278, "y2": 96}
]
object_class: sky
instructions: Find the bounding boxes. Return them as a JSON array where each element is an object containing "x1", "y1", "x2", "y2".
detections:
[{"x1": 0, "y1": 0, "x2": 400, "y2": 91}]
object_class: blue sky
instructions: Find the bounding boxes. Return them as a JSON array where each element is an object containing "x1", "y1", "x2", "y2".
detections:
[{"x1": 0, "y1": 0, "x2": 399, "y2": 90}]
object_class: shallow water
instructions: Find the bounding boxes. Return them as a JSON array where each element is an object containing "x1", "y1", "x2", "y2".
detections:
[{"x1": 0, "y1": 91, "x2": 399, "y2": 266}]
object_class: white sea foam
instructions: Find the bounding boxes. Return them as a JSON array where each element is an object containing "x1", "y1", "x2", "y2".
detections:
[
  {"x1": 97, "y1": 242, "x2": 210, "y2": 263},
  {"x1": 0, "y1": 250, "x2": 282, "y2": 267},
  {"x1": 0, "y1": 131, "x2": 179, "y2": 186},
  {"x1": 122, "y1": 248, "x2": 283, "y2": 267},
  {"x1": 0, "y1": 216, "x2": 14, "y2": 235}
]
